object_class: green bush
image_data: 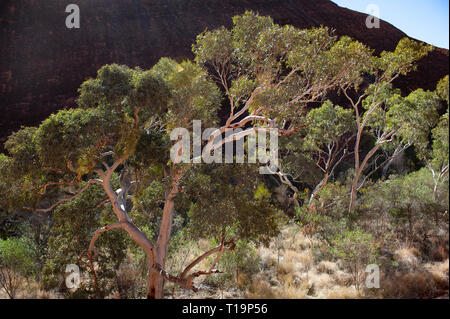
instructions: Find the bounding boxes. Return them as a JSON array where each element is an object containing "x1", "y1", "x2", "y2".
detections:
[
  {"x1": 0, "y1": 237, "x2": 36, "y2": 298},
  {"x1": 205, "y1": 240, "x2": 260, "y2": 290},
  {"x1": 295, "y1": 179, "x2": 357, "y2": 245},
  {"x1": 359, "y1": 168, "x2": 449, "y2": 252},
  {"x1": 330, "y1": 228, "x2": 379, "y2": 293}
]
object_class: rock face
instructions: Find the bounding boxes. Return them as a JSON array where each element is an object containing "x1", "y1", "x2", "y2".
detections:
[{"x1": 1, "y1": 0, "x2": 448, "y2": 147}]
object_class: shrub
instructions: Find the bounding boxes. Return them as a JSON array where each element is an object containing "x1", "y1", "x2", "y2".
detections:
[
  {"x1": 359, "y1": 168, "x2": 449, "y2": 254},
  {"x1": 329, "y1": 228, "x2": 379, "y2": 293},
  {"x1": 205, "y1": 240, "x2": 260, "y2": 290},
  {"x1": 0, "y1": 237, "x2": 36, "y2": 298},
  {"x1": 115, "y1": 256, "x2": 140, "y2": 299}
]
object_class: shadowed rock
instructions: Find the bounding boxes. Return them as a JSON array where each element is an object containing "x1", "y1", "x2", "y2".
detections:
[{"x1": 0, "y1": 0, "x2": 448, "y2": 149}]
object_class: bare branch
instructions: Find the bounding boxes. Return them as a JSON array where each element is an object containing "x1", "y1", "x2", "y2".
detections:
[
  {"x1": 25, "y1": 179, "x2": 102, "y2": 213},
  {"x1": 100, "y1": 151, "x2": 115, "y2": 157},
  {"x1": 151, "y1": 239, "x2": 235, "y2": 293},
  {"x1": 87, "y1": 223, "x2": 125, "y2": 260},
  {"x1": 180, "y1": 240, "x2": 236, "y2": 280},
  {"x1": 37, "y1": 181, "x2": 80, "y2": 194}
]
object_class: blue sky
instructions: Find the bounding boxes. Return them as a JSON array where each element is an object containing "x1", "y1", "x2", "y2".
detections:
[{"x1": 332, "y1": 0, "x2": 449, "y2": 49}]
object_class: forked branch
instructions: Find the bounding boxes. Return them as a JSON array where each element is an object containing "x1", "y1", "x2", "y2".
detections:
[
  {"x1": 25, "y1": 179, "x2": 103, "y2": 213},
  {"x1": 152, "y1": 239, "x2": 236, "y2": 292}
]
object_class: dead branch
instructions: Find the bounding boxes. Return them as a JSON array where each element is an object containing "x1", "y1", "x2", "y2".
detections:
[
  {"x1": 25, "y1": 179, "x2": 103, "y2": 213},
  {"x1": 180, "y1": 240, "x2": 235, "y2": 280},
  {"x1": 151, "y1": 239, "x2": 235, "y2": 293}
]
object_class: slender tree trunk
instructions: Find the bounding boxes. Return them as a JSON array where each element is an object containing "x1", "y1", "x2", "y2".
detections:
[
  {"x1": 147, "y1": 167, "x2": 181, "y2": 299},
  {"x1": 147, "y1": 265, "x2": 164, "y2": 299},
  {"x1": 349, "y1": 125, "x2": 362, "y2": 212},
  {"x1": 98, "y1": 167, "x2": 159, "y2": 298},
  {"x1": 349, "y1": 171, "x2": 360, "y2": 212},
  {"x1": 432, "y1": 175, "x2": 439, "y2": 202},
  {"x1": 349, "y1": 144, "x2": 381, "y2": 212},
  {"x1": 146, "y1": 194, "x2": 175, "y2": 299},
  {"x1": 309, "y1": 174, "x2": 329, "y2": 205}
]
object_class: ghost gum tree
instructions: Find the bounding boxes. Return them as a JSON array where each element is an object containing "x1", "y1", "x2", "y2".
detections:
[
  {"x1": 0, "y1": 11, "x2": 433, "y2": 299},
  {"x1": 192, "y1": 12, "x2": 375, "y2": 205},
  {"x1": 427, "y1": 76, "x2": 449, "y2": 201},
  {"x1": 281, "y1": 100, "x2": 356, "y2": 206},
  {"x1": 341, "y1": 39, "x2": 435, "y2": 211}
]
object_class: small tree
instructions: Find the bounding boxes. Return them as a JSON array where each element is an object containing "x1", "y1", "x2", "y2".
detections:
[
  {"x1": 342, "y1": 39, "x2": 434, "y2": 211},
  {"x1": 359, "y1": 168, "x2": 448, "y2": 244},
  {"x1": 330, "y1": 228, "x2": 379, "y2": 294},
  {"x1": 429, "y1": 76, "x2": 449, "y2": 201},
  {"x1": 0, "y1": 237, "x2": 36, "y2": 299},
  {"x1": 297, "y1": 100, "x2": 355, "y2": 204}
]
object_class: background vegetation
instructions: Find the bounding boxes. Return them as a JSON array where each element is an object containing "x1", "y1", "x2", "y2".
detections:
[{"x1": 0, "y1": 12, "x2": 448, "y2": 299}]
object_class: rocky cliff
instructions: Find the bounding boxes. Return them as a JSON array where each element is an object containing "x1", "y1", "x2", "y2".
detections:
[{"x1": 1, "y1": 0, "x2": 448, "y2": 147}]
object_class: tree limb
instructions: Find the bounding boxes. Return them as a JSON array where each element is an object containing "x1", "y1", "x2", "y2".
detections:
[{"x1": 25, "y1": 179, "x2": 102, "y2": 213}]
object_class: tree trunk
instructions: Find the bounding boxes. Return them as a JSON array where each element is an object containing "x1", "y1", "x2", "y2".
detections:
[
  {"x1": 309, "y1": 174, "x2": 329, "y2": 206},
  {"x1": 147, "y1": 167, "x2": 180, "y2": 299},
  {"x1": 349, "y1": 144, "x2": 381, "y2": 212},
  {"x1": 147, "y1": 266, "x2": 164, "y2": 299},
  {"x1": 349, "y1": 170, "x2": 359, "y2": 212}
]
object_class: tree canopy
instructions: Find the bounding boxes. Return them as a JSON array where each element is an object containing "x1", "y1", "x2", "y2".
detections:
[{"x1": 0, "y1": 11, "x2": 446, "y2": 299}]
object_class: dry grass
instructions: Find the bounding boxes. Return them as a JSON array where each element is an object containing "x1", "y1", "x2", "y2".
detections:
[
  {"x1": 319, "y1": 286, "x2": 359, "y2": 299},
  {"x1": 245, "y1": 224, "x2": 449, "y2": 300},
  {"x1": 2, "y1": 224, "x2": 447, "y2": 299},
  {"x1": 245, "y1": 224, "x2": 359, "y2": 299},
  {"x1": 381, "y1": 270, "x2": 436, "y2": 298},
  {"x1": 394, "y1": 246, "x2": 422, "y2": 269},
  {"x1": 0, "y1": 277, "x2": 62, "y2": 299},
  {"x1": 115, "y1": 254, "x2": 140, "y2": 299},
  {"x1": 317, "y1": 261, "x2": 339, "y2": 274},
  {"x1": 426, "y1": 259, "x2": 449, "y2": 288}
]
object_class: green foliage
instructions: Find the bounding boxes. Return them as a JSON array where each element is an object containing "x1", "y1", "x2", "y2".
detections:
[
  {"x1": 229, "y1": 75, "x2": 257, "y2": 105},
  {"x1": 304, "y1": 100, "x2": 355, "y2": 150},
  {"x1": 78, "y1": 64, "x2": 170, "y2": 119},
  {"x1": 4, "y1": 127, "x2": 38, "y2": 174},
  {"x1": 377, "y1": 38, "x2": 433, "y2": 78},
  {"x1": 162, "y1": 59, "x2": 222, "y2": 129},
  {"x1": 1, "y1": 127, "x2": 48, "y2": 210},
  {"x1": 135, "y1": 180, "x2": 165, "y2": 216},
  {"x1": 429, "y1": 76, "x2": 449, "y2": 173},
  {"x1": 330, "y1": 228, "x2": 378, "y2": 264},
  {"x1": 132, "y1": 128, "x2": 171, "y2": 168},
  {"x1": 193, "y1": 11, "x2": 373, "y2": 126},
  {"x1": 34, "y1": 107, "x2": 122, "y2": 174},
  {"x1": 329, "y1": 228, "x2": 379, "y2": 292},
  {"x1": 254, "y1": 183, "x2": 271, "y2": 201},
  {"x1": 296, "y1": 178, "x2": 355, "y2": 243},
  {"x1": 386, "y1": 89, "x2": 441, "y2": 159},
  {"x1": 178, "y1": 164, "x2": 285, "y2": 246},
  {"x1": 361, "y1": 84, "x2": 440, "y2": 161},
  {"x1": 359, "y1": 168, "x2": 448, "y2": 246},
  {"x1": 193, "y1": 26, "x2": 234, "y2": 67},
  {"x1": 205, "y1": 240, "x2": 260, "y2": 289},
  {"x1": 42, "y1": 180, "x2": 129, "y2": 298},
  {"x1": 436, "y1": 75, "x2": 449, "y2": 105},
  {"x1": 0, "y1": 237, "x2": 36, "y2": 274},
  {"x1": 0, "y1": 237, "x2": 37, "y2": 298},
  {"x1": 430, "y1": 109, "x2": 449, "y2": 172}
]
